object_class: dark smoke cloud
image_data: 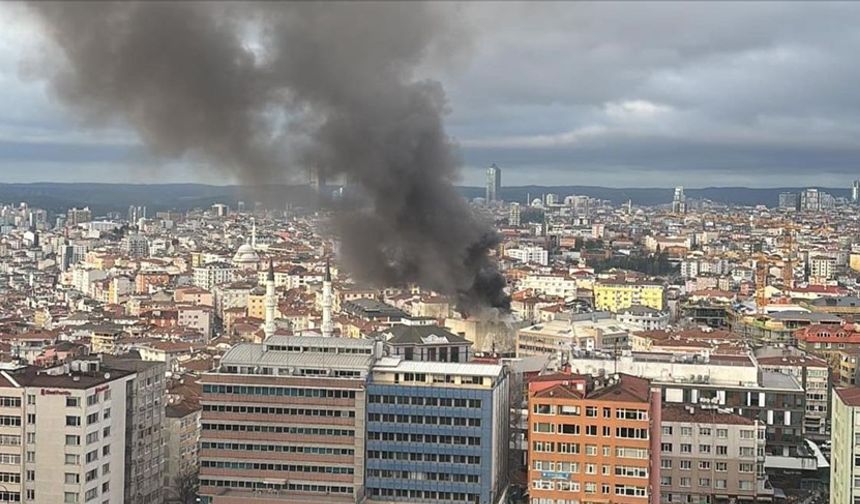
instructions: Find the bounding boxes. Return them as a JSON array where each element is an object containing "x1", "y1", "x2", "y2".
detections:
[{"x1": 29, "y1": 1, "x2": 509, "y2": 313}]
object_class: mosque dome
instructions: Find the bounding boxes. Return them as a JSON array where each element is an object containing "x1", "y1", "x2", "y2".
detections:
[{"x1": 232, "y1": 243, "x2": 260, "y2": 264}]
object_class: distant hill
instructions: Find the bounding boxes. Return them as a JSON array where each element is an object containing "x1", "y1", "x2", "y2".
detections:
[
  {"x1": 461, "y1": 185, "x2": 852, "y2": 207},
  {"x1": 0, "y1": 182, "x2": 850, "y2": 216}
]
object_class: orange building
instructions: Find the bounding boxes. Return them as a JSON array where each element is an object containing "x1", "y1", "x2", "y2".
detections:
[{"x1": 527, "y1": 372, "x2": 661, "y2": 504}]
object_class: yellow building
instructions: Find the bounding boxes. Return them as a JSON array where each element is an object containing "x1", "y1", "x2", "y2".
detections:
[
  {"x1": 593, "y1": 280, "x2": 665, "y2": 313},
  {"x1": 246, "y1": 286, "x2": 267, "y2": 320},
  {"x1": 850, "y1": 253, "x2": 860, "y2": 272}
]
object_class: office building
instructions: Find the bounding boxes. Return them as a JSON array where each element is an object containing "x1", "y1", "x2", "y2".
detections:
[
  {"x1": 660, "y1": 405, "x2": 772, "y2": 504},
  {"x1": 593, "y1": 280, "x2": 666, "y2": 313},
  {"x1": 102, "y1": 354, "x2": 166, "y2": 504},
  {"x1": 486, "y1": 164, "x2": 502, "y2": 203},
  {"x1": 778, "y1": 192, "x2": 799, "y2": 210},
  {"x1": 366, "y1": 358, "x2": 510, "y2": 504},
  {"x1": 199, "y1": 336, "x2": 377, "y2": 503},
  {"x1": 527, "y1": 372, "x2": 661, "y2": 504},
  {"x1": 809, "y1": 255, "x2": 836, "y2": 281},
  {"x1": 853, "y1": 181, "x2": 860, "y2": 204},
  {"x1": 0, "y1": 359, "x2": 136, "y2": 504},
  {"x1": 672, "y1": 186, "x2": 686, "y2": 214},
  {"x1": 509, "y1": 202, "x2": 521, "y2": 227}
]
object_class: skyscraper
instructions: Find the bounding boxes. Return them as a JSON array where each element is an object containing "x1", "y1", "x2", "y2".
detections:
[
  {"x1": 852, "y1": 180, "x2": 860, "y2": 203},
  {"x1": 671, "y1": 186, "x2": 686, "y2": 214},
  {"x1": 486, "y1": 163, "x2": 501, "y2": 203}
]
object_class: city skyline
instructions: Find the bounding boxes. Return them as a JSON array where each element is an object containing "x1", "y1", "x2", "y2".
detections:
[{"x1": 4, "y1": 3, "x2": 860, "y2": 187}]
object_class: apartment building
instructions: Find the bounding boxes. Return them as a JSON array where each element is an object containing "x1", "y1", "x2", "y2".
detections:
[
  {"x1": 164, "y1": 400, "x2": 201, "y2": 503},
  {"x1": 593, "y1": 281, "x2": 665, "y2": 313},
  {"x1": 365, "y1": 359, "x2": 510, "y2": 504},
  {"x1": 567, "y1": 350, "x2": 810, "y2": 465},
  {"x1": 660, "y1": 405, "x2": 772, "y2": 504},
  {"x1": 830, "y1": 387, "x2": 860, "y2": 504},
  {"x1": 198, "y1": 336, "x2": 377, "y2": 503},
  {"x1": 517, "y1": 316, "x2": 633, "y2": 357},
  {"x1": 102, "y1": 354, "x2": 166, "y2": 504},
  {"x1": 755, "y1": 347, "x2": 830, "y2": 438},
  {"x1": 0, "y1": 360, "x2": 135, "y2": 504},
  {"x1": 527, "y1": 372, "x2": 661, "y2": 504}
]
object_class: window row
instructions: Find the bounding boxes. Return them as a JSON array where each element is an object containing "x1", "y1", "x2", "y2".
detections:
[
  {"x1": 369, "y1": 395, "x2": 482, "y2": 408},
  {"x1": 369, "y1": 413, "x2": 480, "y2": 427},
  {"x1": 367, "y1": 450, "x2": 480, "y2": 465},
  {"x1": 203, "y1": 384, "x2": 356, "y2": 399},
  {"x1": 367, "y1": 487, "x2": 478, "y2": 503},
  {"x1": 203, "y1": 404, "x2": 355, "y2": 417},
  {"x1": 368, "y1": 432, "x2": 481, "y2": 445},
  {"x1": 199, "y1": 479, "x2": 353, "y2": 495},
  {"x1": 367, "y1": 469, "x2": 479, "y2": 483},
  {"x1": 201, "y1": 441, "x2": 354, "y2": 456},
  {"x1": 201, "y1": 423, "x2": 354, "y2": 437},
  {"x1": 201, "y1": 460, "x2": 353, "y2": 474}
]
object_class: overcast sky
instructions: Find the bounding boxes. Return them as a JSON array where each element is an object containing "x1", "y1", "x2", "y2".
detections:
[{"x1": 3, "y1": 2, "x2": 860, "y2": 188}]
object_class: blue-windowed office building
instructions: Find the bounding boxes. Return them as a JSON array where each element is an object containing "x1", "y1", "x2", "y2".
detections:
[{"x1": 366, "y1": 358, "x2": 510, "y2": 504}]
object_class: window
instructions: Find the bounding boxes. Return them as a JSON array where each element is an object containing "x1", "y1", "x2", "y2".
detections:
[
  {"x1": 586, "y1": 445, "x2": 597, "y2": 456},
  {"x1": 661, "y1": 443, "x2": 672, "y2": 453},
  {"x1": 65, "y1": 473, "x2": 79, "y2": 484},
  {"x1": 102, "y1": 427, "x2": 110, "y2": 438},
  {"x1": 716, "y1": 428, "x2": 728, "y2": 438},
  {"x1": 740, "y1": 447, "x2": 755, "y2": 457},
  {"x1": 699, "y1": 444, "x2": 711, "y2": 454},
  {"x1": 615, "y1": 427, "x2": 648, "y2": 439},
  {"x1": 103, "y1": 409, "x2": 110, "y2": 420},
  {"x1": 102, "y1": 445, "x2": 110, "y2": 456},
  {"x1": 680, "y1": 427, "x2": 692, "y2": 436},
  {"x1": 661, "y1": 459, "x2": 672, "y2": 469},
  {"x1": 699, "y1": 461, "x2": 711, "y2": 470},
  {"x1": 661, "y1": 476, "x2": 672, "y2": 486},
  {"x1": 65, "y1": 454, "x2": 80, "y2": 465},
  {"x1": 85, "y1": 468, "x2": 98, "y2": 483},
  {"x1": 662, "y1": 426, "x2": 673, "y2": 435},
  {"x1": 603, "y1": 407, "x2": 611, "y2": 418},
  {"x1": 739, "y1": 463, "x2": 754, "y2": 473},
  {"x1": 740, "y1": 429, "x2": 755, "y2": 439},
  {"x1": 716, "y1": 445, "x2": 728, "y2": 456},
  {"x1": 533, "y1": 423, "x2": 554, "y2": 433},
  {"x1": 585, "y1": 464, "x2": 596, "y2": 474},
  {"x1": 585, "y1": 425, "x2": 597, "y2": 436},
  {"x1": 27, "y1": 413, "x2": 35, "y2": 424},
  {"x1": 66, "y1": 435, "x2": 80, "y2": 446},
  {"x1": 680, "y1": 460, "x2": 692, "y2": 470},
  {"x1": 64, "y1": 493, "x2": 78, "y2": 503},
  {"x1": 86, "y1": 413, "x2": 99, "y2": 425},
  {"x1": 716, "y1": 462, "x2": 728, "y2": 472},
  {"x1": 101, "y1": 482, "x2": 109, "y2": 493},
  {"x1": 26, "y1": 470, "x2": 34, "y2": 481},
  {"x1": 586, "y1": 406, "x2": 598, "y2": 417},
  {"x1": 66, "y1": 397, "x2": 80, "y2": 407},
  {"x1": 26, "y1": 433, "x2": 35, "y2": 444},
  {"x1": 85, "y1": 487, "x2": 98, "y2": 501},
  {"x1": 699, "y1": 427, "x2": 711, "y2": 436},
  {"x1": 715, "y1": 479, "x2": 727, "y2": 489},
  {"x1": 680, "y1": 477, "x2": 691, "y2": 487},
  {"x1": 26, "y1": 451, "x2": 34, "y2": 463},
  {"x1": 699, "y1": 478, "x2": 711, "y2": 487},
  {"x1": 739, "y1": 480, "x2": 753, "y2": 490},
  {"x1": 86, "y1": 432, "x2": 99, "y2": 444},
  {"x1": 101, "y1": 463, "x2": 110, "y2": 475},
  {"x1": 533, "y1": 404, "x2": 553, "y2": 415},
  {"x1": 680, "y1": 444, "x2": 692, "y2": 454},
  {"x1": 86, "y1": 450, "x2": 98, "y2": 464}
]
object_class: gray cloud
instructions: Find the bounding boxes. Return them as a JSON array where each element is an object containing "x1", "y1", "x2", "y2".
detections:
[{"x1": 3, "y1": 2, "x2": 860, "y2": 187}]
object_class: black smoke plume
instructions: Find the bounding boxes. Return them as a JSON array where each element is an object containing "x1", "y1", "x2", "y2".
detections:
[{"x1": 28, "y1": 2, "x2": 509, "y2": 314}]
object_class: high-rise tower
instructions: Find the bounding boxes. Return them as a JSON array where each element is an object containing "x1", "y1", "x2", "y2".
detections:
[
  {"x1": 486, "y1": 163, "x2": 501, "y2": 203},
  {"x1": 321, "y1": 259, "x2": 333, "y2": 337},
  {"x1": 264, "y1": 260, "x2": 276, "y2": 338}
]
